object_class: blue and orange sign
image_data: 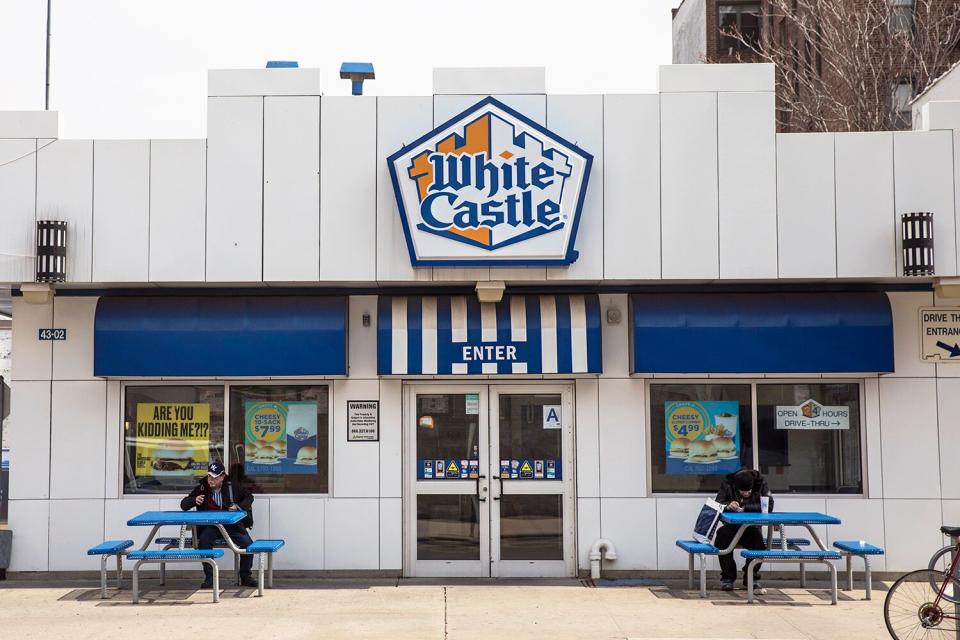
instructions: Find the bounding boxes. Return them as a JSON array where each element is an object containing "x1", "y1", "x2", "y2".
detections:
[{"x1": 387, "y1": 97, "x2": 592, "y2": 266}]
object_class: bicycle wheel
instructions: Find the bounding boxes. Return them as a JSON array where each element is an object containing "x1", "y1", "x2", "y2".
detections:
[
  {"x1": 928, "y1": 546, "x2": 960, "y2": 603},
  {"x1": 885, "y1": 569, "x2": 960, "y2": 639}
]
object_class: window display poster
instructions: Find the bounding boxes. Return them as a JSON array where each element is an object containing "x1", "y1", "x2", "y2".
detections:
[
  {"x1": 665, "y1": 401, "x2": 740, "y2": 475},
  {"x1": 244, "y1": 401, "x2": 318, "y2": 475},
  {"x1": 134, "y1": 403, "x2": 211, "y2": 477}
]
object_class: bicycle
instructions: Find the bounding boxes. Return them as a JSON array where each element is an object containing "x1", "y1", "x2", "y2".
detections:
[{"x1": 884, "y1": 526, "x2": 960, "y2": 638}]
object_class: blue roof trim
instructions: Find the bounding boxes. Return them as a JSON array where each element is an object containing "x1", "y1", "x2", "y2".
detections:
[
  {"x1": 95, "y1": 296, "x2": 347, "y2": 377},
  {"x1": 631, "y1": 292, "x2": 894, "y2": 374},
  {"x1": 385, "y1": 96, "x2": 593, "y2": 267}
]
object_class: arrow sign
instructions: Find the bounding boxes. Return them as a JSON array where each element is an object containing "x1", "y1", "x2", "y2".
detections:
[{"x1": 936, "y1": 341, "x2": 960, "y2": 357}]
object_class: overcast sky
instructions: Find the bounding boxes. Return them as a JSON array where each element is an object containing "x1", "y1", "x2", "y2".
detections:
[{"x1": 0, "y1": 1, "x2": 677, "y2": 139}]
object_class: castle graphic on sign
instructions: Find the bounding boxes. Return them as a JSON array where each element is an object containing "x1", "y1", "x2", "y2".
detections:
[{"x1": 387, "y1": 97, "x2": 593, "y2": 266}]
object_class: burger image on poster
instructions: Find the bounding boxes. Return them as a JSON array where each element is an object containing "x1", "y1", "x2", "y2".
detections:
[
  {"x1": 713, "y1": 436, "x2": 737, "y2": 460},
  {"x1": 244, "y1": 441, "x2": 259, "y2": 460},
  {"x1": 254, "y1": 443, "x2": 281, "y2": 465},
  {"x1": 686, "y1": 439, "x2": 718, "y2": 464},
  {"x1": 713, "y1": 412, "x2": 737, "y2": 437},
  {"x1": 151, "y1": 440, "x2": 197, "y2": 475},
  {"x1": 295, "y1": 446, "x2": 318, "y2": 465},
  {"x1": 669, "y1": 436, "x2": 691, "y2": 458}
]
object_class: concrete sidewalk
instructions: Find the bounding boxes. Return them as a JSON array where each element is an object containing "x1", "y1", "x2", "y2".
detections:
[{"x1": 0, "y1": 577, "x2": 891, "y2": 639}]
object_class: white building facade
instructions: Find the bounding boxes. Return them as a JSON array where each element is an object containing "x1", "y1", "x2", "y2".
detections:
[{"x1": 3, "y1": 63, "x2": 960, "y2": 578}]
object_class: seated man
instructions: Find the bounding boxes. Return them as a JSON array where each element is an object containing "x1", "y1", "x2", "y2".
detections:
[
  {"x1": 180, "y1": 462, "x2": 256, "y2": 588},
  {"x1": 714, "y1": 467, "x2": 774, "y2": 593}
]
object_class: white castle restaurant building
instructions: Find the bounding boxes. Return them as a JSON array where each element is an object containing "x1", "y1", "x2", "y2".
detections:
[{"x1": 3, "y1": 63, "x2": 960, "y2": 578}]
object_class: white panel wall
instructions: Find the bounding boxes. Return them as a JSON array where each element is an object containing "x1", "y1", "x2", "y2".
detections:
[
  {"x1": 325, "y1": 498, "x2": 379, "y2": 569},
  {"x1": 863, "y1": 377, "x2": 883, "y2": 499},
  {"x1": 660, "y1": 92, "x2": 718, "y2": 279},
  {"x1": 105, "y1": 380, "x2": 122, "y2": 499},
  {"x1": 879, "y1": 377, "x2": 940, "y2": 499},
  {"x1": 49, "y1": 380, "x2": 106, "y2": 499},
  {"x1": 11, "y1": 297, "x2": 52, "y2": 380},
  {"x1": 380, "y1": 497, "x2": 403, "y2": 570},
  {"x1": 574, "y1": 378, "x2": 600, "y2": 498},
  {"x1": 884, "y1": 499, "x2": 943, "y2": 571},
  {"x1": 320, "y1": 97, "x2": 377, "y2": 281},
  {"x1": 206, "y1": 96, "x2": 263, "y2": 282},
  {"x1": 36, "y1": 140, "x2": 93, "y2": 282},
  {"x1": 825, "y1": 499, "x2": 887, "y2": 571},
  {"x1": 332, "y1": 378, "x2": 380, "y2": 497},
  {"x1": 0, "y1": 139, "x2": 36, "y2": 283},
  {"x1": 888, "y1": 291, "x2": 936, "y2": 378},
  {"x1": 7, "y1": 381, "x2": 51, "y2": 500},
  {"x1": 263, "y1": 96, "x2": 320, "y2": 282},
  {"x1": 92, "y1": 140, "x2": 150, "y2": 282},
  {"x1": 546, "y1": 95, "x2": 604, "y2": 281},
  {"x1": 718, "y1": 92, "x2": 777, "y2": 279},
  {"x1": 600, "y1": 498, "x2": 657, "y2": 569},
  {"x1": 835, "y1": 133, "x2": 896, "y2": 278},
  {"x1": 938, "y1": 379, "x2": 960, "y2": 499},
  {"x1": 894, "y1": 130, "x2": 958, "y2": 276},
  {"x1": 349, "y1": 295, "x2": 378, "y2": 378},
  {"x1": 598, "y1": 379, "x2": 646, "y2": 497},
  {"x1": 148, "y1": 139, "x2": 206, "y2": 282},
  {"x1": 49, "y1": 499, "x2": 105, "y2": 570},
  {"x1": 270, "y1": 498, "x2": 324, "y2": 569},
  {"x1": 602, "y1": 95, "x2": 660, "y2": 280},
  {"x1": 656, "y1": 497, "x2": 705, "y2": 570},
  {"x1": 8, "y1": 500, "x2": 49, "y2": 571},
  {"x1": 600, "y1": 294, "x2": 630, "y2": 378},
  {"x1": 379, "y1": 380, "x2": 403, "y2": 498},
  {"x1": 51, "y1": 296, "x2": 97, "y2": 380},
  {"x1": 777, "y1": 133, "x2": 837, "y2": 278},
  {"x1": 376, "y1": 96, "x2": 433, "y2": 283},
  {"x1": 577, "y1": 497, "x2": 600, "y2": 570}
]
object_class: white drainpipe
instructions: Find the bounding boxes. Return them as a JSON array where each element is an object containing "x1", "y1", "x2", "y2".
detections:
[{"x1": 588, "y1": 538, "x2": 617, "y2": 580}]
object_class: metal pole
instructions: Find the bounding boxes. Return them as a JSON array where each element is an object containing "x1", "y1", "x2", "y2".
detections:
[{"x1": 44, "y1": 0, "x2": 51, "y2": 110}]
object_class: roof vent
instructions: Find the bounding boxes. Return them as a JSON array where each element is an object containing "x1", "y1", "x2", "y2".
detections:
[{"x1": 340, "y1": 62, "x2": 375, "y2": 95}]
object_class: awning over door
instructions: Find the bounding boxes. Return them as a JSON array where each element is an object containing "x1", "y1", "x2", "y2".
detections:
[
  {"x1": 94, "y1": 296, "x2": 348, "y2": 377},
  {"x1": 378, "y1": 295, "x2": 602, "y2": 375},
  {"x1": 630, "y1": 292, "x2": 894, "y2": 374}
]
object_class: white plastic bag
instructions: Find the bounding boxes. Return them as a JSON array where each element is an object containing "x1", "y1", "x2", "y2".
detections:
[{"x1": 692, "y1": 498, "x2": 726, "y2": 546}]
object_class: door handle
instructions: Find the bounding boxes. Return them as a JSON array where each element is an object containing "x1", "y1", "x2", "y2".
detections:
[
  {"x1": 476, "y1": 474, "x2": 488, "y2": 502},
  {"x1": 493, "y1": 474, "x2": 504, "y2": 501}
]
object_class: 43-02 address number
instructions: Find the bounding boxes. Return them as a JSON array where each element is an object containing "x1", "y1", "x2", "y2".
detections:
[{"x1": 38, "y1": 328, "x2": 66, "y2": 341}]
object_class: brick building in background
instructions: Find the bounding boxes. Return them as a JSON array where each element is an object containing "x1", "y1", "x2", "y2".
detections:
[{"x1": 671, "y1": 0, "x2": 960, "y2": 131}]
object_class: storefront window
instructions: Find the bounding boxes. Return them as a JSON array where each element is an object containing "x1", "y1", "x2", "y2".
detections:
[
  {"x1": 228, "y1": 385, "x2": 329, "y2": 494},
  {"x1": 650, "y1": 384, "x2": 753, "y2": 493},
  {"x1": 124, "y1": 386, "x2": 225, "y2": 494},
  {"x1": 757, "y1": 383, "x2": 862, "y2": 494}
]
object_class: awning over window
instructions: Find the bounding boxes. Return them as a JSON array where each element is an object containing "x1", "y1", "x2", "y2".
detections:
[
  {"x1": 378, "y1": 295, "x2": 602, "y2": 375},
  {"x1": 94, "y1": 296, "x2": 347, "y2": 377},
  {"x1": 630, "y1": 292, "x2": 894, "y2": 374}
]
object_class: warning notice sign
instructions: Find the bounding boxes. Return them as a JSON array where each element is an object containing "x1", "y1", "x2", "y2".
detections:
[{"x1": 920, "y1": 308, "x2": 960, "y2": 362}]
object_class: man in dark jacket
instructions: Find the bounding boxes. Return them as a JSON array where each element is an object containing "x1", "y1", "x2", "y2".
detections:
[
  {"x1": 714, "y1": 467, "x2": 774, "y2": 592},
  {"x1": 180, "y1": 462, "x2": 256, "y2": 588}
]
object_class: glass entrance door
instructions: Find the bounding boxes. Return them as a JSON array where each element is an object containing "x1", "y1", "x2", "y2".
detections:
[{"x1": 404, "y1": 384, "x2": 574, "y2": 578}]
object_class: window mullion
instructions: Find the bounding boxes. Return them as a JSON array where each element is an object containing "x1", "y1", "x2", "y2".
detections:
[{"x1": 751, "y1": 381, "x2": 760, "y2": 471}]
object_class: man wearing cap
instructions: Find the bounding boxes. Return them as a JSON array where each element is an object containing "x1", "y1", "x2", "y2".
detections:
[
  {"x1": 714, "y1": 467, "x2": 774, "y2": 593},
  {"x1": 180, "y1": 462, "x2": 256, "y2": 589}
]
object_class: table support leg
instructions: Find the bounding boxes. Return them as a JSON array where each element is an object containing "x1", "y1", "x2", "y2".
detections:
[
  {"x1": 258, "y1": 553, "x2": 265, "y2": 597},
  {"x1": 845, "y1": 555, "x2": 852, "y2": 591},
  {"x1": 687, "y1": 554, "x2": 694, "y2": 590},
  {"x1": 132, "y1": 560, "x2": 143, "y2": 604},
  {"x1": 116, "y1": 553, "x2": 123, "y2": 590},
  {"x1": 210, "y1": 560, "x2": 220, "y2": 604},
  {"x1": 747, "y1": 559, "x2": 757, "y2": 604},
  {"x1": 100, "y1": 556, "x2": 108, "y2": 599},
  {"x1": 800, "y1": 561, "x2": 806, "y2": 588},
  {"x1": 160, "y1": 562, "x2": 165, "y2": 586},
  {"x1": 827, "y1": 561, "x2": 837, "y2": 605},
  {"x1": 864, "y1": 556, "x2": 872, "y2": 601},
  {"x1": 699, "y1": 554, "x2": 706, "y2": 599}
]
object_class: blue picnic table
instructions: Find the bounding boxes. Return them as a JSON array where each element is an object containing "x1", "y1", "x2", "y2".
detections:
[{"x1": 719, "y1": 511, "x2": 841, "y2": 553}]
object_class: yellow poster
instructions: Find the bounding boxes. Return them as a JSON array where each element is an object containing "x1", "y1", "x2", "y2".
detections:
[{"x1": 134, "y1": 403, "x2": 211, "y2": 477}]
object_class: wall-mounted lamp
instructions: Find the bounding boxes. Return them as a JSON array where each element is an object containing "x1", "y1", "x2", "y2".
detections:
[
  {"x1": 606, "y1": 307, "x2": 622, "y2": 325},
  {"x1": 475, "y1": 281, "x2": 506, "y2": 303},
  {"x1": 902, "y1": 211, "x2": 934, "y2": 276},
  {"x1": 339, "y1": 62, "x2": 375, "y2": 95},
  {"x1": 362, "y1": 312, "x2": 371, "y2": 327},
  {"x1": 21, "y1": 282, "x2": 54, "y2": 305},
  {"x1": 36, "y1": 220, "x2": 66, "y2": 283}
]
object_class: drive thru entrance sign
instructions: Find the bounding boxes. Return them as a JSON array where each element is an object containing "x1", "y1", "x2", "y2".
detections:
[{"x1": 920, "y1": 307, "x2": 960, "y2": 362}]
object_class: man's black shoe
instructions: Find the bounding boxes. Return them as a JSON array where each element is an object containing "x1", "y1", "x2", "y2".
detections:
[
  {"x1": 199, "y1": 579, "x2": 213, "y2": 589},
  {"x1": 240, "y1": 576, "x2": 258, "y2": 588}
]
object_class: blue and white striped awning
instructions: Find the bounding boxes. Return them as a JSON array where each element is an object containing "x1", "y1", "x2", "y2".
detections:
[{"x1": 378, "y1": 295, "x2": 602, "y2": 375}]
